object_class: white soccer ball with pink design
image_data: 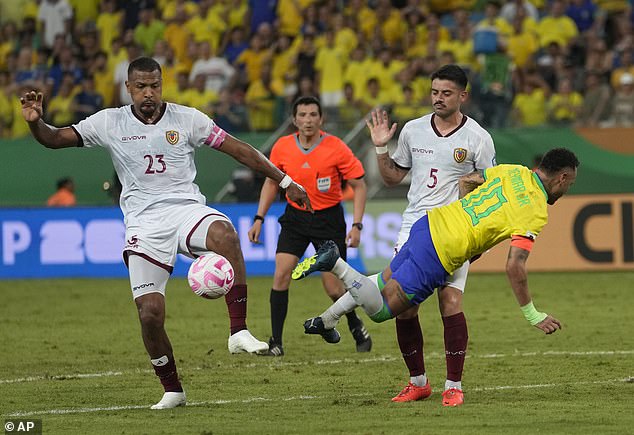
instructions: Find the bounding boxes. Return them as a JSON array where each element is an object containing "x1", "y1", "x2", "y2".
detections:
[{"x1": 187, "y1": 253, "x2": 235, "y2": 299}]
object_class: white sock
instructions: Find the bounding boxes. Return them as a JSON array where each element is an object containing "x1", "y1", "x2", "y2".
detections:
[
  {"x1": 332, "y1": 258, "x2": 383, "y2": 316},
  {"x1": 321, "y1": 292, "x2": 357, "y2": 329},
  {"x1": 411, "y1": 374, "x2": 427, "y2": 387},
  {"x1": 445, "y1": 380, "x2": 462, "y2": 391}
]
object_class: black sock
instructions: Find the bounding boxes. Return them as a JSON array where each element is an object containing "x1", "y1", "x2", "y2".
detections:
[
  {"x1": 270, "y1": 289, "x2": 288, "y2": 345},
  {"x1": 345, "y1": 310, "x2": 362, "y2": 330}
]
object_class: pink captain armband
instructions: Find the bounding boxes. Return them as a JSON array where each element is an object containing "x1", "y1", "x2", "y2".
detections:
[{"x1": 204, "y1": 124, "x2": 227, "y2": 149}]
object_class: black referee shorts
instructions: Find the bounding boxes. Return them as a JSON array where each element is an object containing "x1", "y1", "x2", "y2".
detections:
[{"x1": 276, "y1": 203, "x2": 347, "y2": 261}]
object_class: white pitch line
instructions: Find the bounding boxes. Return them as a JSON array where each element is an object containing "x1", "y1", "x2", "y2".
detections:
[
  {"x1": 1, "y1": 350, "x2": 631, "y2": 386},
  {"x1": 6, "y1": 378, "x2": 632, "y2": 417}
]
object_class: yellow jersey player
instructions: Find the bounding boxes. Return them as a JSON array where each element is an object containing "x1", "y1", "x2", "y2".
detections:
[{"x1": 294, "y1": 147, "x2": 579, "y2": 406}]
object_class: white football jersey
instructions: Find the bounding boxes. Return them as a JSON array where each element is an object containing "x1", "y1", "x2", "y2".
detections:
[
  {"x1": 73, "y1": 103, "x2": 224, "y2": 218},
  {"x1": 392, "y1": 113, "x2": 496, "y2": 239}
]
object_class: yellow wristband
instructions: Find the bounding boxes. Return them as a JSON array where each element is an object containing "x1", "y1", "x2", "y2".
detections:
[{"x1": 520, "y1": 301, "x2": 548, "y2": 326}]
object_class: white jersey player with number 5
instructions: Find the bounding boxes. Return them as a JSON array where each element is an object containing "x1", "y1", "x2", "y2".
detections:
[
  {"x1": 366, "y1": 65, "x2": 496, "y2": 407},
  {"x1": 20, "y1": 57, "x2": 312, "y2": 410}
]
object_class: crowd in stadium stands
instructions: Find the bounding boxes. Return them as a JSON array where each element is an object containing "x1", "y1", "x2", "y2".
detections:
[{"x1": 1, "y1": 0, "x2": 634, "y2": 139}]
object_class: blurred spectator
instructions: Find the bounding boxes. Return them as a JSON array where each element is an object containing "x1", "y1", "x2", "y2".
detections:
[
  {"x1": 478, "y1": 53, "x2": 512, "y2": 128},
  {"x1": 0, "y1": 22, "x2": 19, "y2": 70},
  {"x1": 163, "y1": 69, "x2": 192, "y2": 105},
  {"x1": 377, "y1": 0, "x2": 408, "y2": 46},
  {"x1": 357, "y1": 77, "x2": 391, "y2": 113},
  {"x1": 315, "y1": 30, "x2": 345, "y2": 113},
  {"x1": 0, "y1": 71, "x2": 13, "y2": 138},
  {"x1": 343, "y1": 46, "x2": 369, "y2": 101},
  {"x1": 474, "y1": 0, "x2": 513, "y2": 54},
  {"x1": 68, "y1": 0, "x2": 100, "y2": 28},
  {"x1": 17, "y1": 17, "x2": 41, "y2": 51},
  {"x1": 186, "y1": 0, "x2": 226, "y2": 54},
  {"x1": 611, "y1": 49, "x2": 634, "y2": 89},
  {"x1": 392, "y1": 84, "x2": 421, "y2": 124},
  {"x1": 0, "y1": 0, "x2": 38, "y2": 26},
  {"x1": 547, "y1": 77, "x2": 583, "y2": 125},
  {"x1": 566, "y1": 0, "x2": 599, "y2": 34},
  {"x1": 164, "y1": 6, "x2": 191, "y2": 65},
  {"x1": 96, "y1": 0, "x2": 122, "y2": 55},
  {"x1": 534, "y1": 41, "x2": 567, "y2": 90},
  {"x1": 47, "y1": 177, "x2": 76, "y2": 206},
  {"x1": 338, "y1": 82, "x2": 364, "y2": 130},
  {"x1": 72, "y1": 75, "x2": 104, "y2": 123},
  {"x1": 89, "y1": 51, "x2": 114, "y2": 107},
  {"x1": 245, "y1": 64, "x2": 280, "y2": 131},
  {"x1": 47, "y1": 72, "x2": 78, "y2": 126},
  {"x1": 47, "y1": 46, "x2": 83, "y2": 96},
  {"x1": 212, "y1": 88, "x2": 250, "y2": 133},
  {"x1": 76, "y1": 24, "x2": 101, "y2": 70},
  {"x1": 112, "y1": 43, "x2": 142, "y2": 106},
  {"x1": 332, "y1": 13, "x2": 358, "y2": 57},
  {"x1": 271, "y1": 34, "x2": 299, "y2": 108},
  {"x1": 301, "y1": 3, "x2": 325, "y2": 36},
  {"x1": 133, "y1": 7, "x2": 165, "y2": 55},
  {"x1": 292, "y1": 76, "x2": 317, "y2": 103},
  {"x1": 189, "y1": 41, "x2": 236, "y2": 95},
  {"x1": 584, "y1": 36, "x2": 615, "y2": 81},
  {"x1": 185, "y1": 74, "x2": 218, "y2": 114},
  {"x1": 119, "y1": 0, "x2": 155, "y2": 31},
  {"x1": 511, "y1": 70, "x2": 550, "y2": 127},
  {"x1": 345, "y1": 0, "x2": 377, "y2": 41},
  {"x1": 537, "y1": 0, "x2": 579, "y2": 49},
  {"x1": 576, "y1": 70, "x2": 612, "y2": 127},
  {"x1": 506, "y1": 11, "x2": 539, "y2": 69},
  {"x1": 277, "y1": 0, "x2": 316, "y2": 37},
  {"x1": 247, "y1": 0, "x2": 278, "y2": 34},
  {"x1": 603, "y1": 72, "x2": 634, "y2": 127},
  {"x1": 162, "y1": 0, "x2": 198, "y2": 22},
  {"x1": 500, "y1": 0, "x2": 540, "y2": 23},
  {"x1": 38, "y1": 0, "x2": 73, "y2": 49},
  {"x1": 222, "y1": 27, "x2": 249, "y2": 65},
  {"x1": 235, "y1": 34, "x2": 272, "y2": 86}
]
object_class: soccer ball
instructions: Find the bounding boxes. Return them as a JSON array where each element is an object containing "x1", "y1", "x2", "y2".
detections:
[{"x1": 187, "y1": 253, "x2": 235, "y2": 299}]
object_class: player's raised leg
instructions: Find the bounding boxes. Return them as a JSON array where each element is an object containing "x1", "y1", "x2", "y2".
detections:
[
  {"x1": 128, "y1": 255, "x2": 186, "y2": 409},
  {"x1": 200, "y1": 219, "x2": 268, "y2": 354}
]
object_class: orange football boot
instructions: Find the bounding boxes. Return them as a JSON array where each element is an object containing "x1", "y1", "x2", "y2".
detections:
[
  {"x1": 441, "y1": 388, "x2": 464, "y2": 407},
  {"x1": 391, "y1": 381, "x2": 432, "y2": 402}
]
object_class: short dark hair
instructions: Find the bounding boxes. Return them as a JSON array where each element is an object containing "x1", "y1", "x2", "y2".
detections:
[
  {"x1": 56, "y1": 177, "x2": 73, "y2": 189},
  {"x1": 292, "y1": 96, "x2": 322, "y2": 117},
  {"x1": 538, "y1": 148, "x2": 580, "y2": 174},
  {"x1": 128, "y1": 56, "x2": 162, "y2": 77},
  {"x1": 430, "y1": 64, "x2": 468, "y2": 90}
]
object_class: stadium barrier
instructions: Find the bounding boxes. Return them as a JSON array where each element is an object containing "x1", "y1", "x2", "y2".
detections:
[{"x1": 1, "y1": 195, "x2": 632, "y2": 279}]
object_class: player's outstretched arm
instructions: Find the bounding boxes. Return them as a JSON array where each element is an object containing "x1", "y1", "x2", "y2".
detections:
[
  {"x1": 20, "y1": 90, "x2": 79, "y2": 149},
  {"x1": 219, "y1": 134, "x2": 312, "y2": 211},
  {"x1": 505, "y1": 246, "x2": 561, "y2": 335}
]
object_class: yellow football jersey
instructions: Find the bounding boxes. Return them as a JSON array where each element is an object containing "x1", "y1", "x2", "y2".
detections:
[{"x1": 428, "y1": 165, "x2": 548, "y2": 273}]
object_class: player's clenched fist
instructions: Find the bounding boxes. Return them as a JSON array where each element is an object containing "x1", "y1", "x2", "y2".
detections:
[{"x1": 20, "y1": 90, "x2": 44, "y2": 122}]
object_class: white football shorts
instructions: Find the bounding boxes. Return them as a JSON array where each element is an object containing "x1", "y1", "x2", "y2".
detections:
[{"x1": 125, "y1": 202, "x2": 231, "y2": 298}]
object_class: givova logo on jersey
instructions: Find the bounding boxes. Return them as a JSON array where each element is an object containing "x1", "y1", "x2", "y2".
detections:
[
  {"x1": 453, "y1": 148, "x2": 467, "y2": 163},
  {"x1": 165, "y1": 130, "x2": 179, "y2": 145}
]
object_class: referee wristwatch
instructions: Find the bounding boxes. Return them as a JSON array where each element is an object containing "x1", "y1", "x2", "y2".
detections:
[{"x1": 352, "y1": 222, "x2": 363, "y2": 231}]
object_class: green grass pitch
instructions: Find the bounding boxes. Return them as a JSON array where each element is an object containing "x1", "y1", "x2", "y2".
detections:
[{"x1": 1, "y1": 272, "x2": 633, "y2": 434}]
